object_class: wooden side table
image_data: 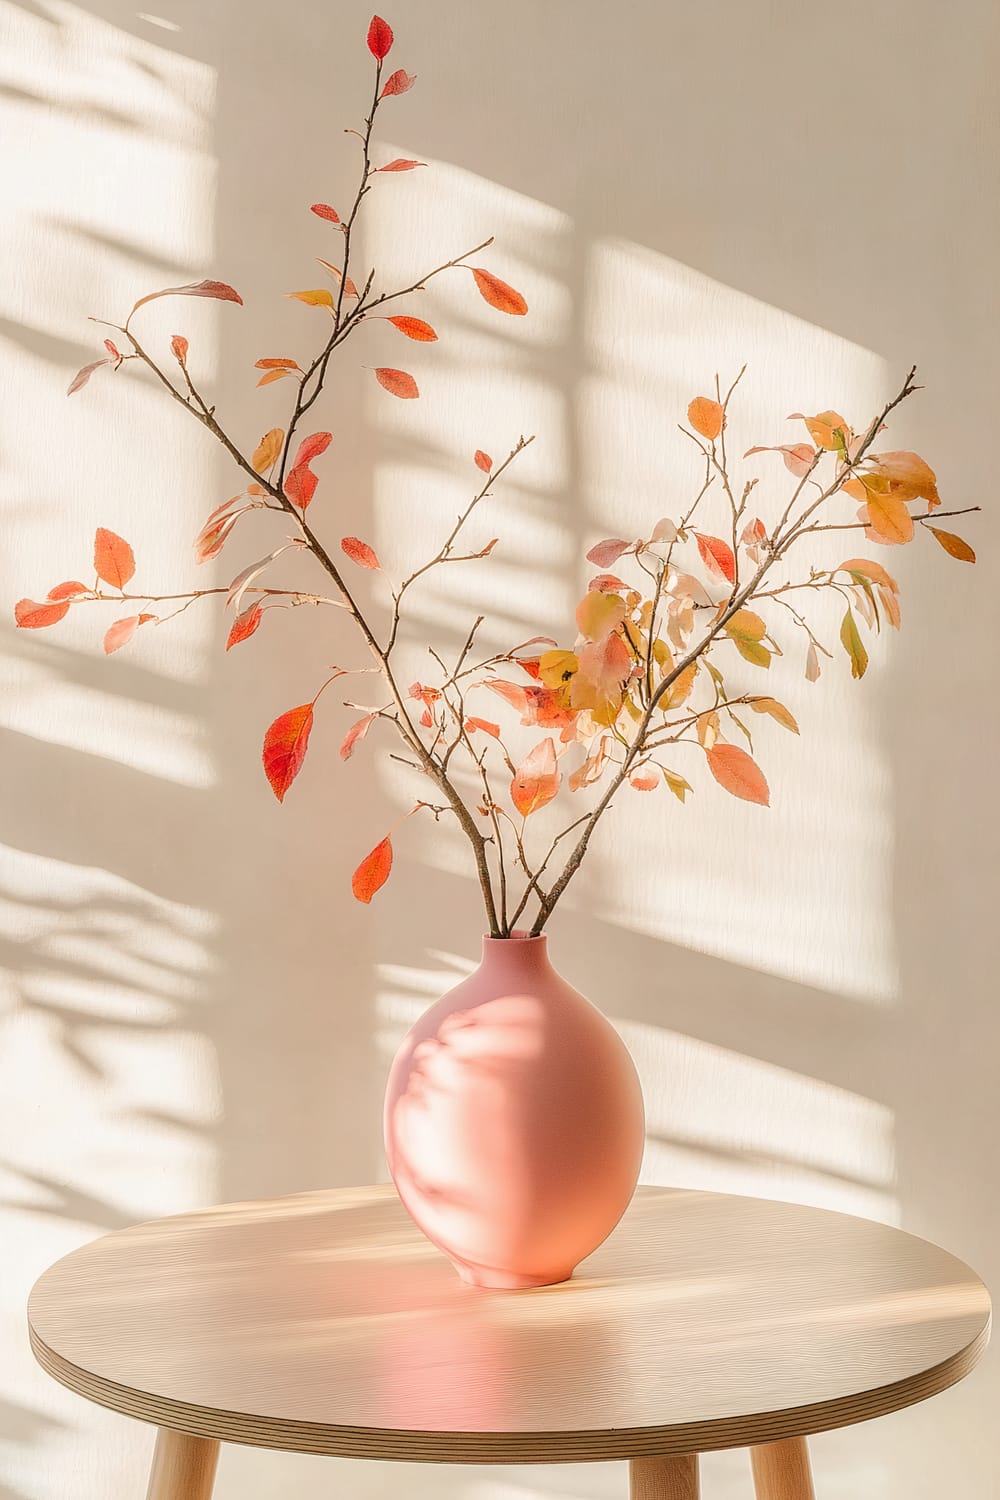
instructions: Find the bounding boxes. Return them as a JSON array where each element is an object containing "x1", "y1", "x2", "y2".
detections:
[{"x1": 27, "y1": 1186, "x2": 990, "y2": 1499}]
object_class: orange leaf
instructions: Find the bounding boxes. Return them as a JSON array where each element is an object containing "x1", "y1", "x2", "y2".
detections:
[
  {"x1": 865, "y1": 491, "x2": 914, "y2": 545},
  {"x1": 340, "y1": 713, "x2": 376, "y2": 761},
  {"x1": 367, "y1": 13, "x2": 393, "y2": 59},
  {"x1": 788, "y1": 409, "x2": 849, "y2": 451},
  {"x1": 374, "y1": 367, "x2": 419, "y2": 398},
  {"x1": 589, "y1": 572, "x2": 626, "y2": 593},
  {"x1": 341, "y1": 536, "x2": 381, "y2": 570},
  {"x1": 570, "y1": 633, "x2": 632, "y2": 725},
  {"x1": 926, "y1": 526, "x2": 976, "y2": 563},
  {"x1": 386, "y1": 315, "x2": 437, "y2": 341},
  {"x1": 744, "y1": 443, "x2": 815, "y2": 477},
  {"x1": 471, "y1": 266, "x2": 528, "y2": 315},
  {"x1": 707, "y1": 742, "x2": 770, "y2": 805},
  {"x1": 696, "y1": 532, "x2": 736, "y2": 584},
  {"x1": 262, "y1": 704, "x2": 314, "y2": 802},
  {"x1": 170, "y1": 334, "x2": 188, "y2": 365},
  {"x1": 474, "y1": 449, "x2": 493, "y2": 472},
  {"x1": 586, "y1": 537, "x2": 630, "y2": 568},
  {"x1": 226, "y1": 603, "x2": 263, "y2": 650},
  {"x1": 255, "y1": 357, "x2": 300, "y2": 370},
  {"x1": 310, "y1": 203, "x2": 340, "y2": 222},
  {"x1": 94, "y1": 527, "x2": 135, "y2": 588},
  {"x1": 257, "y1": 368, "x2": 292, "y2": 386},
  {"x1": 67, "y1": 358, "x2": 111, "y2": 396},
  {"x1": 510, "y1": 737, "x2": 561, "y2": 817},
  {"x1": 465, "y1": 717, "x2": 500, "y2": 738},
  {"x1": 194, "y1": 508, "x2": 246, "y2": 563},
  {"x1": 870, "y1": 450, "x2": 941, "y2": 507},
  {"x1": 352, "y1": 835, "x2": 393, "y2": 903},
  {"x1": 130, "y1": 279, "x2": 242, "y2": 316},
  {"x1": 748, "y1": 697, "x2": 799, "y2": 734},
  {"x1": 630, "y1": 772, "x2": 659, "y2": 791},
  {"x1": 252, "y1": 427, "x2": 284, "y2": 472},
  {"x1": 378, "y1": 158, "x2": 425, "y2": 172},
  {"x1": 14, "y1": 597, "x2": 70, "y2": 628},
  {"x1": 839, "y1": 557, "x2": 900, "y2": 592},
  {"x1": 687, "y1": 397, "x2": 724, "y2": 441},
  {"x1": 288, "y1": 288, "x2": 335, "y2": 309},
  {"x1": 380, "y1": 67, "x2": 415, "y2": 97},
  {"x1": 103, "y1": 615, "x2": 141, "y2": 655},
  {"x1": 47, "y1": 580, "x2": 89, "y2": 601}
]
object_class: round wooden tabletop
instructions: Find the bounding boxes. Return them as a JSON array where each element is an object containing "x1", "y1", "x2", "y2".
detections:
[{"x1": 28, "y1": 1186, "x2": 990, "y2": 1463}]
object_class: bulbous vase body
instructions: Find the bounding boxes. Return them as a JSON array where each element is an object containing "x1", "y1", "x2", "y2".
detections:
[{"x1": 383, "y1": 933, "x2": 645, "y2": 1288}]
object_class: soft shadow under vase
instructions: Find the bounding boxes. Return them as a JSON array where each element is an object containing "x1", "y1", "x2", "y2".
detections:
[{"x1": 383, "y1": 933, "x2": 645, "y2": 1288}]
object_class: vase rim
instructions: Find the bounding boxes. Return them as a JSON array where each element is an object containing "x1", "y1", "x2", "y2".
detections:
[{"x1": 482, "y1": 929, "x2": 546, "y2": 944}]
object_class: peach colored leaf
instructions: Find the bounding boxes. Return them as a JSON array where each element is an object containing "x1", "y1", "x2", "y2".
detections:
[
  {"x1": 663, "y1": 768, "x2": 693, "y2": 802},
  {"x1": 696, "y1": 532, "x2": 736, "y2": 584},
  {"x1": 743, "y1": 443, "x2": 815, "y2": 477},
  {"x1": 67, "y1": 358, "x2": 111, "y2": 396},
  {"x1": 366, "y1": 14, "x2": 393, "y2": 59},
  {"x1": 288, "y1": 288, "x2": 335, "y2": 309},
  {"x1": 840, "y1": 607, "x2": 868, "y2": 679},
  {"x1": 316, "y1": 261, "x2": 361, "y2": 298},
  {"x1": 589, "y1": 572, "x2": 626, "y2": 593},
  {"x1": 569, "y1": 737, "x2": 610, "y2": 791},
  {"x1": 341, "y1": 536, "x2": 381, "y2": 570},
  {"x1": 865, "y1": 491, "x2": 914, "y2": 545},
  {"x1": 374, "y1": 367, "x2": 419, "y2": 398},
  {"x1": 474, "y1": 449, "x2": 492, "y2": 472},
  {"x1": 651, "y1": 517, "x2": 678, "y2": 543},
  {"x1": 170, "y1": 335, "x2": 188, "y2": 364},
  {"x1": 378, "y1": 158, "x2": 425, "y2": 172},
  {"x1": 570, "y1": 633, "x2": 631, "y2": 725},
  {"x1": 226, "y1": 603, "x2": 263, "y2": 650},
  {"x1": 340, "y1": 713, "x2": 376, "y2": 761},
  {"x1": 510, "y1": 737, "x2": 560, "y2": 817},
  {"x1": 926, "y1": 526, "x2": 976, "y2": 563},
  {"x1": 661, "y1": 660, "x2": 698, "y2": 710},
  {"x1": 257, "y1": 368, "x2": 293, "y2": 386},
  {"x1": 14, "y1": 598, "x2": 70, "y2": 628},
  {"x1": 697, "y1": 710, "x2": 720, "y2": 751},
  {"x1": 630, "y1": 772, "x2": 658, "y2": 791},
  {"x1": 310, "y1": 203, "x2": 340, "y2": 222},
  {"x1": 471, "y1": 266, "x2": 528, "y2": 315},
  {"x1": 352, "y1": 835, "x2": 393, "y2": 903},
  {"x1": 687, "y1": 396, "x2": 724, "y2": 441},
  {"x1": 575, "y1": 589, "x2": 625, "y2": 641},
  {"x1": 130, "y1": 280, "x2": 242, "y2": 316},
  {"x1": 103, "y1": 615, "x2": 141, "y2": 655},
  {"x1": 749, "y1": 697, "x2": 799, "y2": 733},
  {"x1": 465, "y1": 717, "x2": 500, "y2": 738},
  {"x1": 262, "y1": 703, "x2": 314, "y2": 802},
  {"x1": 788, "y1": 409, "x2": 848, "y2": 451},
  {"x1": 586, "y1": 537, "x2": 630, "y2": 568},
  {"x1": 870, "y1": 450, "x2": 941, "y2": 507},
  {"x1": 707, "y1": 742, "x2": 770, "y2": 805},
  {"x1": 805, "y1": 640, "x2": 821, "y2": 682},
  {"x1": 839, "y1": 557, "x2": 900, "y2": 592},
  {"x1": 380, "y1": 67, "x2": 415, "y2": 97},
  {"x1": 94, "y1": 527, "x2": 135, "y2": 588},
  {"x1": 195, "y1": 508, "x2": 246, "y2": 563},
  {"x1": 252, "y1": 427, "x2": 284, "y2": 472},
  {"x1": 47, "y1": 580, "x2": 89, "y2": 601},
  {"x1": 387, "y1": 315, "x2": 437, "y2": 341},
  {"x1": 255, "y1": 357, "x2": 300, "y2": 370},
  {"x1": 879, "y1": 584, "x2": 901, "y2": 629}
]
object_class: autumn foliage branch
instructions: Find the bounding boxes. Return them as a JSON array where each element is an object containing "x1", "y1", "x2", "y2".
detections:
[{"x1": 17, "y1": 15, "x2": 980, "y2": 937}]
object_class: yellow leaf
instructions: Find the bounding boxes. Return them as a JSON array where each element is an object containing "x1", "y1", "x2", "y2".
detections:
[
  {"x1": 734, "y1": 638, "x2": 771, "y2": 668},
  {"x1": 687, "y1": 396, "x2": 724, "y2": 441},
  {"x1": 724, "y1": 608, "x2": 766, "y2": 642},
  {"x1": 663, "y1": 769, "x2": 693, "y2": 802},
  {"x1": 865, "y1": 491, "x2": 914, "y2": 545},
  {"x1": 749, "y1": 697, "x2": 799, "y2": 733},
  {"x1": 538, "y1": 649, "x2": 579, "y2": 688},
  {"x1": 252, "y1": 427, "x2": 284, "y2": 472},
  {"x1": 575, "y1": 590, "x2": 625, "y2": 641},
  {"x1": 288, "y1": 288, "x2": 335, "y2": 309},
  {"x1": 660, "y1": 660, "x2": 697, "y2": 709},
  {"x1": 789, "y1": 409, "x2": 849, "y2": 451},
  {"x1": 926, "y1": 526, "x2": 976, "y2": 563},
  {"x1": 840, "y1": 607, "x2": 868, "y2": 679}
]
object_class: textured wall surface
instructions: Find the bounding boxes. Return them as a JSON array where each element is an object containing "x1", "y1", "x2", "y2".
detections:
[{"x1": 1, "y1": 2, "x2": 997, "y2": 1497}]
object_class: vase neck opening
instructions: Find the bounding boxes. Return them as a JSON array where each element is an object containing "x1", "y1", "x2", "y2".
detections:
[{"x1": 480, "y1": 931, "x2": 550, "y2": 974}]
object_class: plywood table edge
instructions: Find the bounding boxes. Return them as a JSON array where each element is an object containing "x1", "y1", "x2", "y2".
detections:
[{"x1": 27, "y1": 1310, "x2": 991, "y2": 1463}]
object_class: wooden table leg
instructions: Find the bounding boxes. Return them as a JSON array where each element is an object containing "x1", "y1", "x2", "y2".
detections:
[
  {"x1": 750, "y1": 1437, "x2": 815, "y2": 1500},
  {"x1": 629, "y1": 1454, "x2": 700, "y2": 1500},
  {"x1": 145, "y1": 1428, "x2": 219, "y2": 1500}
]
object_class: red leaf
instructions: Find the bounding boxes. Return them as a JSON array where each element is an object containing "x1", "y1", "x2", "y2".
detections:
[
  {"x1": 194, "y1": 507, "x2": 246, "y2": 563},
  {"x1": 380, "y1": 67, "x2": 415, "y2": 97},
  {"x1": 696, "y1": 533, "x2": 736, "y2": 584},
  {"x1": 340, "y1": 713, "x2": 376, "y2": 760},
  {"x1": 586, "y1": 537, "x2": 630, "y2": 568},
  {"x1": 104, "y1": 339, "x2": 121, "y2": 360},
  {"x1": 47, "y1": 580, "x2": 89, "y2": 601},
  {"x1": 103, "y1": 615, "x2": 141, "y2": 655},
  {"x1": 226, "y1": 603, "x2": 263, "y2": 650},
  {"x1": 378, "y1": 157, "x2": 425, "y2": 172},
  {"x1": 130, "y1": 279, "x2": 243, "y2": 316},
  {"x1": 310, "y1": 203, "x2": 340, "y2": 222},
  {"x1": 366, "y1": 13, "x2": 393, "y2": 59},
  {"x1": 67, "y1": 358, "x2": 110, "y2": 396},
  {"x1": 471, "y1": 266, "x2": 528, "y2": 316},
  {"x1": 284, "y1": 465, "x2": 318, "y2": 508},
  {"x1": 374, "y1": 367, "x2": 419, "y2": 398},
  {"x1": 588, "y1": 573, "x2": 626, "y2": 592},
  {"x1": 170, "y1": 334, "x2": 188, "y2": 364},
  {"x1": 263, "y1": 704, "x2": 314, "y2": 802},
  {"x1": 341, "y1": 536, "x2": 381, "y2": 570},
  {"x1": 386, "y1": 315, "x2": 437, "y2": 341},
  {"x1": 352, "y1": 835, "x2": 393, "y2": 903},
  {"x1": 94, "y1": 527, "x2": 136, "y2": 588},
  {"x1": 630, "y1": 773, "x2": 659, "y2": 791},
  {"x1": 474, "y1": 449, "x2": 493, "y2": 472},
  {"x1": 465, "y1": 717, "x2": 501, "y2": 738},
  {"x1": 707, "y1": 742, "x2": 770, "y2": 805},
  {"x1": 292, "y1": 431, "x2": 332, "y2": 467},
  {"x1": 14, "y1": 597, "x2": 70, "y2": 628}
]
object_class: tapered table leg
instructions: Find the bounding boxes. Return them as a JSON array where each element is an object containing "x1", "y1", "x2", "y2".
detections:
[
  {"x1": 750, "y1": 1437, "x2": 816, "y2": 1500},
  {"x1": 629, "y1": 1454, "x2": 700, "y2": 1500},
  {"x1": 145, "y1": 1428, "x2": 219, "y2": 1500}
]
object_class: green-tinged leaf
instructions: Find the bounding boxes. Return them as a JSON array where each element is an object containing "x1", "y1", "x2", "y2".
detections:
[
  {"x1": 840, "y1": 607, "x2": 868, "y2": 679},
  {"x1": 663, "y1": 768, "x2": 693, "y2": 803}
]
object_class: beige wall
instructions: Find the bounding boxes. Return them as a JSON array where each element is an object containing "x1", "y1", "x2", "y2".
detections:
[{"x1": 1, "y1": 1, "x2": 997, "y2": 1497}]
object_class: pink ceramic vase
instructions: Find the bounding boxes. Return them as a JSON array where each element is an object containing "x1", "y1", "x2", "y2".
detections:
[{"x1": 383, "y1": 932, "x2": 645, "y2": 1288}]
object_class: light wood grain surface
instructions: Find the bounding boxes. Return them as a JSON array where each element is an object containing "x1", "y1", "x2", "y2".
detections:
[{"x1": 28, "y1": 1186, "x2": 989, "y2": 1462}]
